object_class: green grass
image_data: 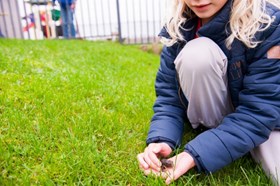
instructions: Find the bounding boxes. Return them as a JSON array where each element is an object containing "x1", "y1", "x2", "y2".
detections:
[{"x1": 0, "y1": 39, "x2": 273, "y2": 185}]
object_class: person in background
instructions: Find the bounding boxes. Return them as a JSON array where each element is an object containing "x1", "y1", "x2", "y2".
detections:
[
  {"x1": 52, "y1": 0, "x2": 76, "y2": 38},
  {"x1": 0, "y1": 29, "x2": 4, "y2": 38},
  {"x1": 137, "y1": 0, "x2": 280, "y2": 185}
]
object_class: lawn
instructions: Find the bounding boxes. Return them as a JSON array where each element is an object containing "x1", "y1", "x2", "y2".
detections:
[{"x1": 0, "y1": 39, "x2": 273, "y2": 185}]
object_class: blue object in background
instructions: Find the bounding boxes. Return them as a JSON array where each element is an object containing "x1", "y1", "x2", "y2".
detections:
[{"x1": 0, "y1": 29, "x2": 4, "y2": 38}]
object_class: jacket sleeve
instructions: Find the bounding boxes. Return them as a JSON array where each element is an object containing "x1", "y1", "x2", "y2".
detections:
[
  {"x1": 185, "y1": 11, "x2": 280, "y2": 173},
  {"x1": 146, "y1": 44, "x2": 187, "y2": 149}
]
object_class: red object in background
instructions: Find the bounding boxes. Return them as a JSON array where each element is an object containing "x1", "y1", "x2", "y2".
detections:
[{"x1": 22, "y1": 13, "x2": 35, "y2": 31}]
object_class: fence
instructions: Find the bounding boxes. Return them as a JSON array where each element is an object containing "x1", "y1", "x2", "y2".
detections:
[{"x1": 0, "y1": 0, "x2": 171, "y2": 44}]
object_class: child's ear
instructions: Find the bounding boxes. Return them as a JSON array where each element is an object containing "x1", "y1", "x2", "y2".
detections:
[{"x1": 267, "y1": 45, "x2": 280, "y2": 59}]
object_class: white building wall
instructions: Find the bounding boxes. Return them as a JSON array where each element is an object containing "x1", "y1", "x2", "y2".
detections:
[{"x1": 0, "y1": 0, "x2": 23, "y2": 38}]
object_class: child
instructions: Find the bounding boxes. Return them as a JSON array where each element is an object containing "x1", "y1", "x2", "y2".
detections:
[{"x1": 137, "y1": 0, "x2": 280, "y2": 185}]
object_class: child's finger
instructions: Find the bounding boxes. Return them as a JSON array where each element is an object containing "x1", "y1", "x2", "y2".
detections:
[
  {"x1": 144, "y1": 147, "x2": 161, "y2": 171},
  {"x1": 158, "y1": 170, "x2": 171, "y2": 179},
  {"x1": 143, "y1": 168, "x2": 161, "y2": 176},
  {"x1": 164, "y1": 165, "x2": 185, "y2": 185},
  {"x1": 137, "y1": 153, "x2": 149, "y2": 169}
]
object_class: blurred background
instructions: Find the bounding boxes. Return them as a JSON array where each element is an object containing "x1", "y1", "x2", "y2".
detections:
[{"x1": 0, "y1": 0, "x2": 172, "y2": 44}]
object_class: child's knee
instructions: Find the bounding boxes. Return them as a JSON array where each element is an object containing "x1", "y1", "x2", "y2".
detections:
[{"x1": 175, "y1": 37, "x2": 224, "y2": 74}]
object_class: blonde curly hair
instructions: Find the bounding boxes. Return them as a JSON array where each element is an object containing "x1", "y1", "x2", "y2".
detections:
[{"x1": 164, "y1": 0, "x2": 280, "y2": 48}]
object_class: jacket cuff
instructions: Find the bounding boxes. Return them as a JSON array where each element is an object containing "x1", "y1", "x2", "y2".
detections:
[
  {"x1": 146, "y1": 136, "x2": 176, "y2": 150},
  {"x1": 185, "y1": 144, "x2": 207, "y2": 173},
  {"x1": 186, "y1": 130, "x2": 234, "y2": 173}
]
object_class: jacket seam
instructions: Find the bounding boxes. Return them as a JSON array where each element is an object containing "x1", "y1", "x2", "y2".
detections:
[{"x1": 209, "y1": 130, "x2": 234, "y2": 162}]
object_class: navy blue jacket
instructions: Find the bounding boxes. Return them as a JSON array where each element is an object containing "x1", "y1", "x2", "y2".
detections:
[{"x1": 147, "y1": 0, "x2": 280, "y2": 173}]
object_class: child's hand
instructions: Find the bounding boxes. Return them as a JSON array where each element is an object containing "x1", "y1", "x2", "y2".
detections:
[
  {"x1": 138, "y1": 146, "x2": 195, "y2": 185},
  {"x1": 161, "y1": 152, "x2": 195, "y2": 185},
  {"x1": 137, "y1": 143, "x2": 172, "y2": 173}
]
